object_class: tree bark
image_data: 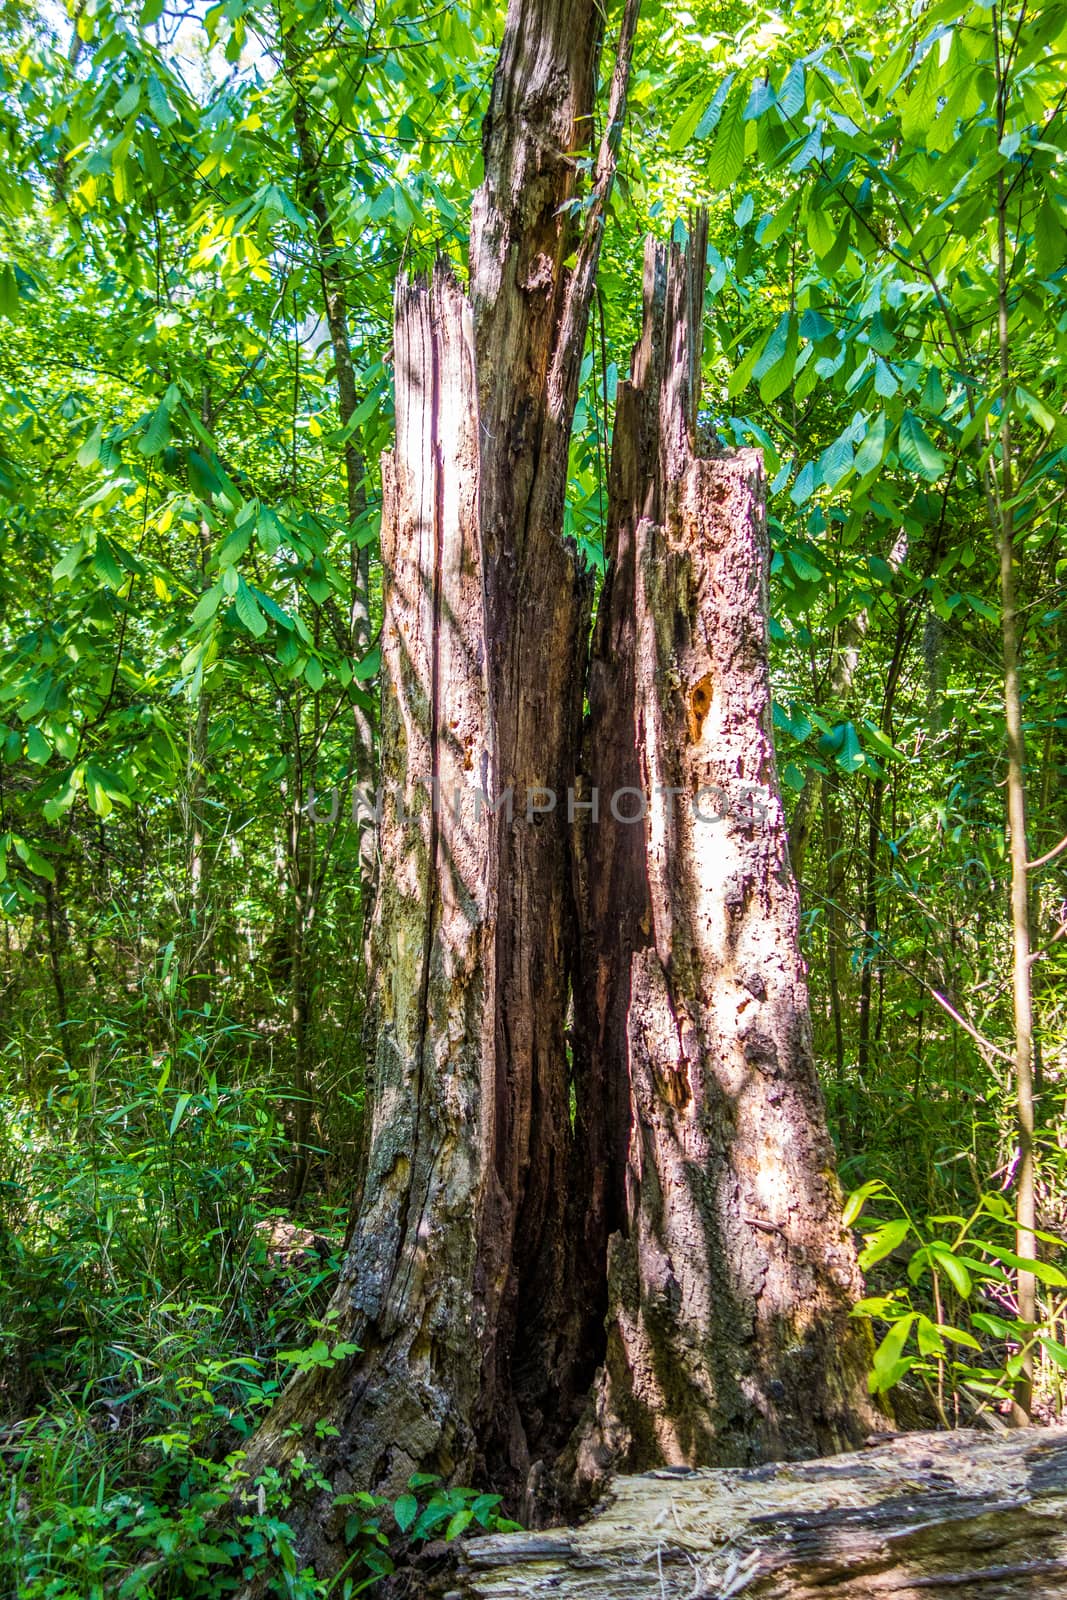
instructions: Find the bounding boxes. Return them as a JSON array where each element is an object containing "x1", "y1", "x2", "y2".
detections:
[
  {"x1": 240, "y1": 264, "x2": 491, "y2": 1523},
  {"x1": 469, "y1": 0, "x2": 639, "y2": 1480},
  {"x1": 452, "y1": 1427, "x2": 1067, "y2": 1599},
  {"x1": 570, "y1": 229, "x2": 877, "y2": 1492},
  {"x1": 231, "y1": 13, "x2": 877, "y2": 1583},
  {"x1": 235, "y1": 0, "x2": 638, "y2": 1566}
]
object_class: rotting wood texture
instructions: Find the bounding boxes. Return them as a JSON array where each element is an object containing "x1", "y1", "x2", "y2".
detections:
[
  {"x1": 452, "y1": 1427, "x2": 1067, "y2": 1599},
  {"x1": 570, "y1": 223, "x2": 876, "y2": 1492}
]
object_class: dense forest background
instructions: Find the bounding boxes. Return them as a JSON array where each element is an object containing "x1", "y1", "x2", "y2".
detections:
[{"x1": 1, "y1": 0, "x2": 1065, "y2": 1594}]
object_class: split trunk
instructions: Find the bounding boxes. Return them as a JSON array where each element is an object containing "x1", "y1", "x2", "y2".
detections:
[{"x1": 238, "y1": 1, "x2": 874, "y2": 1578}]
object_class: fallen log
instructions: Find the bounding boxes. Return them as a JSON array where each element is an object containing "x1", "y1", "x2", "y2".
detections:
[{"x1": 449, "y1": 1428, "x2": 1067, "y2": 1598}]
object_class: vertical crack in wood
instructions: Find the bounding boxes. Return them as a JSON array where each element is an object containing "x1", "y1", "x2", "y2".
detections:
[{"x1": 569, "y1": 220, "x2": 879, "y2": 1495}]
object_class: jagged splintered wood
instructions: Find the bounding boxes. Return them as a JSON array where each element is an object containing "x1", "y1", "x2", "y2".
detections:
[
  {"x1": 571, "y1": 227, "x2": 875, "y2": 1488},
  {"x1": 233, "y1": 9, "x2": 872, "y2": 1578}
]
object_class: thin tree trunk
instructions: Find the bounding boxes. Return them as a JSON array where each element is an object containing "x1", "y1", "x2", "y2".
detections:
[
  {"x1": 820, "y1": 774, "x2": 848, "y2": 1103},
  {"x1": 999, "y1": 369, "x2": 1035, "y2": 1427},
  {"x1": 856, "y1": 608, "x2": 907, "y2": 1082},
  {"x1": 287, "y1": 51, "x2": 376, "y2": 889},
  {"x1": 819, "y1": 615, "x2": 865, "y2": 1120},
  {"x1": 787, "y1": 769, "x2": 817, "y2": 883},
  {"x1": 570, "y1": 230, "x2": 876, "y2": 1491},
  {"x1": 286, "y1": 764, "x2": 315, "y2": 1207},
  {"x1": 44, "y1": 874, "x2": 71, "y2": 1055},
  {"x1": 182, "y1": 387, "x2": 215, "y2": 1010},
  {"x1": 991, "y1": 29, "x2": 1035, "y2": 1422},
  {"x1": 183, "y1": 682, "x2": 211, "y2": 1008}
]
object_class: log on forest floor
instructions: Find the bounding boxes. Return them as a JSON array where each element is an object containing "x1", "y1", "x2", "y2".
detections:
[{"x1": 450, "y1": 1428, "x2": 1067, "y2": 1598}]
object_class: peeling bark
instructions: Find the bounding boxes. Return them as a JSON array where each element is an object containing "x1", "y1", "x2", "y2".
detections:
[
  {"x1": 235, "y1": 0, "x2": 638, "y2": 1568},
  {"x1": 570, "y1": 229, "x2": 876, "y2": 1491},
  {"x1": 469, "y1": 0, "x2": 639, "y2": 1481},
  {"x1": 238, "y1": 267, "x2": 494, "y2": 1566}
]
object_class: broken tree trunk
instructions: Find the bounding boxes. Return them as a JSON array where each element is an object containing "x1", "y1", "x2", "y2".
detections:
[
  {"x1": 453, "y1": 1427, "x2": 1067, "y2": 1599},
  {"x1": 234, "y1": 0, "x2": 639, "y2": 1570},
  {"x1": 468, "y1": 0, "x2": 640, "y2": 1483},
  {"x1": 238, "y1": 268, "x2": 494, "y2": 1558},
  {"x1": 570, "y1": 226, "x2": 877, "y2": 1491}
]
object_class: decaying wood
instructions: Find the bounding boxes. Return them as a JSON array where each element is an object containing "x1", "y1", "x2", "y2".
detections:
[
  {"x1": 467, "y1": 0, "x2": 640, "y2": 1483},
  {"x1": 571, "y1": 225, "x2": 876, "y2": 1489},
  {"x1": 233, "y1": 2, "x2": 640, "y2": 1568},
  {"x1": 453, "y1": 1427, "x2": 1067, "y2": 1598},
  {"x1": 237, "y1": 267, "x2": 494, "y2": 1561}
]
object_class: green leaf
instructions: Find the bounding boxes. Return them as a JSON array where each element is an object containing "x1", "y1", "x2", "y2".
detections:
[
  {"x1": 257, "y1": 507, "x2": 284, "y2": 556},
  {"x1": 25, "y1": 726, "x2": 51, "y2": 765},
  {"x1": 929, "y1": 1244, "x2": 972, "y2": 1298},
  {"x1": 871, "y1": 1314, "x2": 915, "y2": 1391},
  {"x1": 743, "y1": 80, "x2": 775, "y2": 121},
  {"x1": 1040, "y1": 1337, "x2": 1067, "y2": 1373},
  {"x1": 304, "y1": 656, "x2": 324, "y2": 692},
  {"x1": 970, "y1": 1311, "x2": 1014, "y2": 1339},
  {"x1": 818, "y1": 434, "x2": 854, "y2": 489},
  {"x1": 77, "y1": 422, "x2": 104, "y2": 468},
  {"x1": 756, "y1": 313, "x2": 799, "y2": 403},
  {"x1": 979, "y1": 1246, "x2": 1067, "y2": 1288},
  {"x1": 727, "y1": 335, "x2": 764, "y2": 399},
  {"x1": 668, "y1": 93, "x2": 712, "y2": 154},
  {"x1": 93, "y1": 537, "x2": 125, "y2": 589},
  {"x1": 916, "y1": 1314, "x2": 945, "y2": 1356},
  {"x1": 777, "y1": 62, "x2": 806, "y2": 121},
  {"x1": 138, "y1": 399, "x2": 171, "y2": 457},
  {"x1": 1015, "y1": 386, "x2": 1059, "y2": 434},
  {"x1": 843, "y1": 1181, "x2": 886, "y2": 1229},
  {"x1": 1034, "y1": 199, "x2": 1067, "y2": 277},
  {"x1": 353, "y1": 643, "x2": 381, "y2": 683},
  {"x1": 218, "y1": 523, "x2": 253, "y2": 566},
  {"x1": 393, "y1": 1495, "x2": 418, "y2": 1533},
  {"x1": 470, "y1": 1494, "x2": 503, "y2": 1525},
  {"x1": 819, "y1": 720, "x2": 865, "y2": 773},
  {"x1": 789, "y1": 125, "x2": 823, "y2": 175},
  {"x1": 191, "y1": 583, "x2": 222, "y2": 627},
  {"x1": 900, "y1": 46, "x2": 939, "y2": 146},
  {"x1": 12, "y1": 836, "x2": 55, "y2": 882},
  {"x1": 235, "y1": 579, "x2": 267, "y2": 639},
  {"x1": 147, "y1": 73, "x2": 177, "y2": 128},
  {"x1": 169, "y1": 1092, "x2": 192, "y2": 1137},
  {"x1": 707, "y1": 92, "x2": 745, "y2": 189},
  {"x1": 694, "y1": 73, "x2": 736, "y2": 140},
  {"x1": 898, "y1": 411, "x2": 946, "y2": 480},
  {"x1": 445, "y1": 1508, "x2": 473, "y2": 1541},
  {"x1": 859, "y1": 1216, "x2": 910, "y2": 1269},
  {"x1": 0, "y1": 264, "x2": 19, "y2": 319},
  {"x1": 938, "y1": 1324, "x2": 981, "y2": 1351},
  {"x1": 790, "y1": 460, "x2": 816, "y2": 505},
  {"x1": 787, "y1": 546, "x2": 822, "y2": 583},
  {"x1": 874, "y1": 358, "x2": 898, "y2": 399},
  {"x1": 855, "y1": 412, "x2": 888, "y2": 476}
]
